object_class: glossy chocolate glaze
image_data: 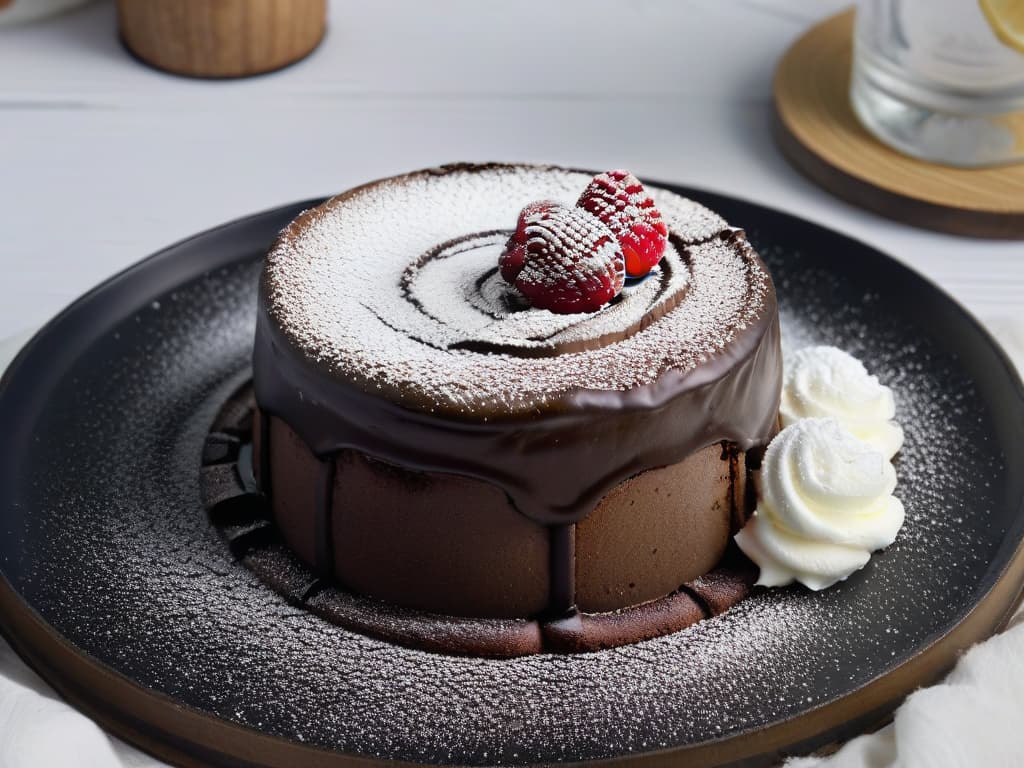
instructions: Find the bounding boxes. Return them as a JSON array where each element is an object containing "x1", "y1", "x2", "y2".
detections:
[{"x1": 252, "y1": 295, "x2": 780, "y2": 528}]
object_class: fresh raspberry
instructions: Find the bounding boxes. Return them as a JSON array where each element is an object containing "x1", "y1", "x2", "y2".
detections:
[
  {"x1": 499, "y1": 202, "x2": 624, "y2": 314},
  {"x1": 498, "y1": 200, "x2": 558, "y2": 283},
  {"x1": 576, "y1": 170, "x2": 668, "y2": 278}
]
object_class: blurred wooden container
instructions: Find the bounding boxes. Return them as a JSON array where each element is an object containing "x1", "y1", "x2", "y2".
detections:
[{"x1": 117, "y1": 0, "x2": 326, "y2": 78}]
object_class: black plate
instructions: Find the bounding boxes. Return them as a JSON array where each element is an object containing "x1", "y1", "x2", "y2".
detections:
[{"x1": 1, "y1": 187, "x2": 1023, "y2": 768}]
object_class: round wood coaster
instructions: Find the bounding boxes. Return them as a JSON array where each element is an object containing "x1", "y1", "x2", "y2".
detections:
[
  {"x1": 773, "y1": 10, "x2": 1024, "y2": 239},
  {"x1": 117, "y1": 0, "x2": 326, "y2": 78}
]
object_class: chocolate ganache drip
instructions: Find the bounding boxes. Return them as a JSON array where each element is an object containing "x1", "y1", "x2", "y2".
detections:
[{"x1": 254, "y1": 162, "x2": 780, "y2": 540}]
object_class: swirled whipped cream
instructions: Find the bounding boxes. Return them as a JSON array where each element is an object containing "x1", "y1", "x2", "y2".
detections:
[
  {"x1": 780, "y1": 346, "x2": 904, "y2": 459},
  {"x1": 734, "y1": 418, "x2": 905, "y2": 591}
]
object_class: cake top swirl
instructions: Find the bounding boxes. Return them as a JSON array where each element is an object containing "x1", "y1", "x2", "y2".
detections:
[{"x1": 262, "y1": 163, "x2": 772, "y2": 419}]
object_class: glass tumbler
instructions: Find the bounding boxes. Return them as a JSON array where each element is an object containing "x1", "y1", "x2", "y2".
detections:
[{"x1": 850, "y1": 0, "x2": 1024, "y2": 167}]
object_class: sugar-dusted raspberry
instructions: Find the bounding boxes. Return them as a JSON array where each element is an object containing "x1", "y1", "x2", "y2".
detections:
[
  {"x1": 498, "y1": 200, "x2": 558, "y2": 284},
  {"x1": 499, "y1": 202, "x2": 624, "y2": 314},
  {"x1": 577, "y1": 170, "x2": 668, "y2": 278}
]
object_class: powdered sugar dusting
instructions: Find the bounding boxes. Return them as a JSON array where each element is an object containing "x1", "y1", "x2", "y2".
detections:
[{"x1": 263, "y1": 165, "x2": 768, "y2": 416}]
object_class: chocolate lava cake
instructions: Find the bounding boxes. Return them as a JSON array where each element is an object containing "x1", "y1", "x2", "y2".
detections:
[{"x1": 249, "y1": 163, "x2": 782, "y2": 654}]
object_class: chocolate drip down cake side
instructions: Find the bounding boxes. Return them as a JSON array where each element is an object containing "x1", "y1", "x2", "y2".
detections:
[{"x1": 240, "y1": 163, "x2": 783, "y2": 656}]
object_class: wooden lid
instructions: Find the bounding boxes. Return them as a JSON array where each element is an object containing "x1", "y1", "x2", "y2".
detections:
[{"x1": 117, "y1": 0, "x2": 326, "y2": 78}]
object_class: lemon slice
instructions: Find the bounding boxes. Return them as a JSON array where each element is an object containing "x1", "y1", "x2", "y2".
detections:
[{"x1": 980, "y1": 0, "x2": 1024, "y2": 53}]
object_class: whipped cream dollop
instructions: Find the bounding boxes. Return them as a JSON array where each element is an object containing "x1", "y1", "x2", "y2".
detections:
[
  {"x1": 734, "y1": 418, "x2": 905, "y2": 591},
  {"x1": 780, "y1": 346, "x2": 904, "y2": 459}
]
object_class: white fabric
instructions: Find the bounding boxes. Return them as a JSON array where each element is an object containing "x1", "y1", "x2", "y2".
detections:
[
  {"x1": 1, "y1": 320, "x2": 1022, "y2": 767},
  {"x1": 788, "y1": 610, "x2": 1024, "y2": 768},
  {"x1": 0, "y1": 639, "x2": 151, "y2": 767}
]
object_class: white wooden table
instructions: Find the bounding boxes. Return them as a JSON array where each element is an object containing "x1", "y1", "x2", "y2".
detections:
[
  {"x1": 0, "y1": 2, "x2": 1022, "y2": 767},
  {"x1": 2, "y1": 0, "x2": 1022, "y2": 342}
]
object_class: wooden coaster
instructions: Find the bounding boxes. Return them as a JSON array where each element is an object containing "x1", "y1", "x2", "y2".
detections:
[
  {"x1": 117, "y1": 0, "x2": 326, "y2": 79},
  {"x1": 774, "y1": 10, "x2": 1024, "y2": 239}
]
